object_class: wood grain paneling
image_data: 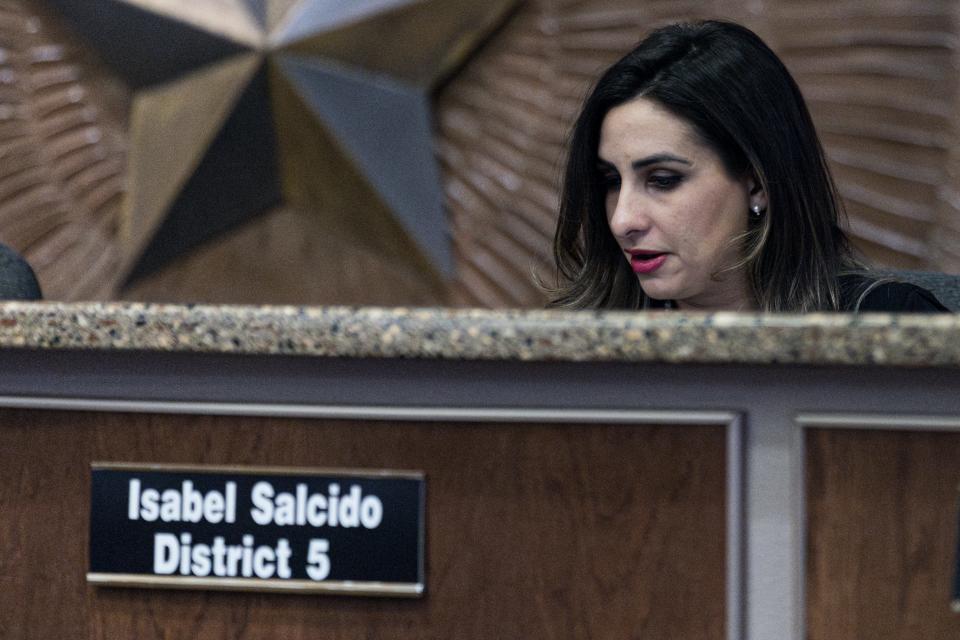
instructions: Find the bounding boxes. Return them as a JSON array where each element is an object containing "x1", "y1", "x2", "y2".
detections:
[
  {"x1": 806, "y1": 428, "x2": 960, "y2": 640},
  {"x1": 0, "y1": 409, "x2": 725, "y2": 639}
]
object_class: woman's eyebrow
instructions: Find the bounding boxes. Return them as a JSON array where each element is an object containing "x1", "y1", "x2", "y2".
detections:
[{"x1": 632, "y1": 153, "x2": 692, "y2": 169}]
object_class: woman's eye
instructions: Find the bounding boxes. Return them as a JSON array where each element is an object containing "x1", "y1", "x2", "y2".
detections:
[
  {"x1": 647, "y1": 173, "x2": 683, "y2": 190},
  {"x1": 600, "y1": 172, "x2": 621, "y2": 190}
]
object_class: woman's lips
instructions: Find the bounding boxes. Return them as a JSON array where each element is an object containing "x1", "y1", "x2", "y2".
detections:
[{"x1": 629, "y1": 252, "x2": 668, "y2": 274}]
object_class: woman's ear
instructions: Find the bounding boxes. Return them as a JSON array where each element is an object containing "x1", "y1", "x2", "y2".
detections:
[{"x1": 746, "y1": 174, "x2": 768, "y2": 213}]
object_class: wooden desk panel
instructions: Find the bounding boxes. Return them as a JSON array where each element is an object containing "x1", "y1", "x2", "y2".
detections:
[
  {"x1": 806, "y1": 428, "x2": 960, "y2": 640},
  {"x1": 0, "y1": 409, "x2": 725, "y2": 639}
]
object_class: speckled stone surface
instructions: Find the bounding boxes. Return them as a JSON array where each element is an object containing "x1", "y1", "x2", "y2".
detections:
[{"x1": 0, "y1": 302, "x2": 957, "y2": 367}]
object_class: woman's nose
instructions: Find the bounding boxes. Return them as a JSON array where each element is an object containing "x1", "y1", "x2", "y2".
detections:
[{"x1": 607, "y1": 188, "x2": 650, "y2": 240}]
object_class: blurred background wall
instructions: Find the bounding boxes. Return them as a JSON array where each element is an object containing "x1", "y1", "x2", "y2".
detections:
[{"x1": 3, "y1": 0, "x2": 959, "y2": 306}]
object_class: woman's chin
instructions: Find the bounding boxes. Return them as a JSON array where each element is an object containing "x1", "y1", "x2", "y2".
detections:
[{"x1": 639, "y1": 280, "x2": 685, "y2": 303}]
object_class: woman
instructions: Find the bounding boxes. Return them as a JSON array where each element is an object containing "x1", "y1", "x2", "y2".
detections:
[{"x1": 550, "y1": 20, "x2": 947, "y2": 312}]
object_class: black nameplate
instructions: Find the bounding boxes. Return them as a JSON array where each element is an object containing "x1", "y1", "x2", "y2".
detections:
[{"x1": 88, "y1": 464, "x2": 425, "y2": 596}]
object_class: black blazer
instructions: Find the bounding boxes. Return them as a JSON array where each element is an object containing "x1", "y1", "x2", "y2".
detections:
[
  {"x1": 841, "y1": 275, "x2": 948, "y2": 313},
  {"x1": 0, "y1": 244, "x2": 41, "y2": 300},
  {"x1": 645, "y1": 274, "x2": 952, "y2": 312}
]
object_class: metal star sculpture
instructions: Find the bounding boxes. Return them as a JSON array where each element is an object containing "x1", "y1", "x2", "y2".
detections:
[{"x1": 43, "y1": 0, "x2": 518, "y2": 284}]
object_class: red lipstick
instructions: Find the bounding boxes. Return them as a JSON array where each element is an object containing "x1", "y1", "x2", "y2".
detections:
[{"x1": 628, "y1": 251, "x2": 668, "y2": 274}]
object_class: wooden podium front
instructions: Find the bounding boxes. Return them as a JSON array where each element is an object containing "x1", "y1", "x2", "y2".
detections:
[
  {"x1": 806, "y1": 426, "x2": 960, "y2": 639},
  {"x1": 1, "y1": 410, "x2": 725, "y2": 638},
  {"x1": 0, "y1": 303, "x2": 958, "y2": 640}
]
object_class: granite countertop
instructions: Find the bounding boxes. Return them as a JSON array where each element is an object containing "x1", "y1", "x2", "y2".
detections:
[{"x1": 0, "y1": 301, "x2": 957, "y2": 367}]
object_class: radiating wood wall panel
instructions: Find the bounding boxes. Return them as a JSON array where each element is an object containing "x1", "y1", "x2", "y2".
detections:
[
  {"x1": 772, "y1": 1, "x2": 957, "y2": 269},
  {"x1": 439, "y1": 3, "x2": 561, "y2": 306},
  {"x1": 7, "y1": 0, "x2": 960, "y2": 304},
  {"x1": 932, "y1": 1, "x2": 960, "y2": 273},
  {"x1": 0, "y1": 0, "x2": 126, "y2": 299}
]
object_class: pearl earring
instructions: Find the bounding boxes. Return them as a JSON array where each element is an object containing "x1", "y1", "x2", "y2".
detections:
[{"x1": 750, "y1": 204, "x2": 764, "y2": 217}]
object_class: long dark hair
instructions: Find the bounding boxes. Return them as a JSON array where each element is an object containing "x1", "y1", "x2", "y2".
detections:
[{"x1": 549, "y1": 20, "x2": 860, "y2": 311}]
